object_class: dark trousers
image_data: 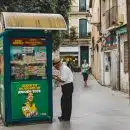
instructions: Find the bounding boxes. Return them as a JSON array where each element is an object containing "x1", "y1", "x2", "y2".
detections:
[{"x1": 61, "y1": 82, "x2": 74, "y2": 120}]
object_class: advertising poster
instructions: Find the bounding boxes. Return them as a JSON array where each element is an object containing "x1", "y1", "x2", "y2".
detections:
[
  {"x1": 10, "y1": 38, "x2": 49, "y2": 120},
  {"x1": 10, "y1": 46, "x2": 47, "y2": 80},
  {"x1": 11, "y1": 80, "x2": 48, "y2": 119}
]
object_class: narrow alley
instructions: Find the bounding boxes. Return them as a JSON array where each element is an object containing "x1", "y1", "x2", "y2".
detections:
[{"x1": 1, "y1": 73, "x2": 130, "y2": 130}]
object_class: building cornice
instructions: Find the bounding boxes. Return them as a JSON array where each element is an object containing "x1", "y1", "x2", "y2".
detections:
[{"x1": 70, "y1": 12, "x2": 90, "y2": 16}]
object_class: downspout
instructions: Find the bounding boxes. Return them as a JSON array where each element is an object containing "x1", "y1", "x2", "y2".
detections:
[
  {"x1": 99, "y1": 0, "x2": 102, "y2": 83},
  {"x1": 117, "y1": 34, "x2": 121, "y2": 91},
  {"x1": 126, "y1": 0, "x2": 130, "y2": 100},
  {"x1": 109, "y1": 0, "x2": 110, "y2": 27},
  {"x1": 99, "y1": 0, "x2": 101, "y2": 32}
]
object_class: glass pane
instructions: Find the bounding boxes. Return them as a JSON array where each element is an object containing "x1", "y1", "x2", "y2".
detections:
[
  {"x1": 79, "y1": 0, "x2": 86, "y2": 12},
  {"x1": 79, "y1": 19, "x2": 87, "y2": 38}
]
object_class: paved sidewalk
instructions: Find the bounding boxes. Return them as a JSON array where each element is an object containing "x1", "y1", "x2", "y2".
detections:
[{"x1": 0, "y1": 73, "x2": 130, "y2": 130}]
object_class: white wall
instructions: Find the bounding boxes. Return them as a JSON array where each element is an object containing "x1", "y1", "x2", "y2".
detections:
[
  {"x1": 118, "y1": 0, "x2": 127, "y2": 24},
  {"x1": 120, "y1": 34, "x2": 129, "y2": 92},
  {"x1": 59, "y1": 46, "x2": 78, "y2": 52},
  {"x1": 72, "y1": 0, "x2": 79, "y2": 6},
  {"x1": 91, "y1": 0, "x2": 100, "y2": 24},
  {"x1": 110, "y1": 50, "x2": 118, "y2": 89}
]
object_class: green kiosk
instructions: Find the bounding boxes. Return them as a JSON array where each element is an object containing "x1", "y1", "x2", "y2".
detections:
[{"x1": 0, "y1": 12, "x2": 66, "y2": 125}]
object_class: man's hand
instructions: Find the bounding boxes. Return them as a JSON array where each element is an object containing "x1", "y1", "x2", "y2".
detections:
[{"x1": 52, "y1": 75, "x2": 64, "y2": 83}]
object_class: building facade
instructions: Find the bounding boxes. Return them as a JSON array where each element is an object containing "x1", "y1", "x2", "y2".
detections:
[
  {"x1": 88, "y1": 0, "x2": 101, "y2": 81},
  {"x1": 60, "y1": 0, "x2": 91, "y2": 67},
  {"x1": 89, "y1": 0, "x2": 128, "y2": 93}
]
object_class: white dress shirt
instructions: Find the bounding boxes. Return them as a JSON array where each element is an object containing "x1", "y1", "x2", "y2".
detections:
[{"x1": 60, "y1": 64, "x2": 73, "y2": 85}]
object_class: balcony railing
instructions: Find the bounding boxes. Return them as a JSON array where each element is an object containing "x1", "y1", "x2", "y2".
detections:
[
  {"x1": 79, "y1": 7, "x2": 87, "y2": 12},
  {"x1": 79, "y1": 33, "x2": 88, "y2": 38},
  {"x1": 104, "y1": 5, "x2": 118, "y2": 29},
  {"x1": 64, "y1": 32, "x2": 91, "y2": 39}
]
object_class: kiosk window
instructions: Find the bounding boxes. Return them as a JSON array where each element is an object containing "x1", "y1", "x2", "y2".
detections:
[{"x1": 10, "y1": 46, "x2": 47, "y2": 80}]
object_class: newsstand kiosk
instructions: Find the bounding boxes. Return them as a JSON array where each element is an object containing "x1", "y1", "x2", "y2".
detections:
[{"x1": 0, "y1": 12, "x2": 66, "y2": 125}]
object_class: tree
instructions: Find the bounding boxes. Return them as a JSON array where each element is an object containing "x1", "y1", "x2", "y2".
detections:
[
  {"x1": 56, "y1": 0, "x2": 72, "y2": 23},
  {"x1": 0, "y1": 0, "x2": 72, "y2": 51},
  {"x1": 52, "y1": 31, "x2": 61, "y2": 51},
  {"x1": 0, "y1": 0, "x2": 56, "y2": 13}
]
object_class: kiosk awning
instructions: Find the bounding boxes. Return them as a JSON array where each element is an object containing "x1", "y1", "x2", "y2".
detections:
[{"x1": 1, "y1": 12, "x2": 67, "y2": 30}]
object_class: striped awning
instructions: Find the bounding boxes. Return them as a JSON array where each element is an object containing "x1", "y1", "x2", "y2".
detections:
[{"x1": 1, "y1": 12, "x2": 67, "y2": 30}]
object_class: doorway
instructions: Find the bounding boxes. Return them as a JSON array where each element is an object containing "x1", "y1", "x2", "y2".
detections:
[{"x1": 104, "y1": 52, "x2": 111, "y2": 86}]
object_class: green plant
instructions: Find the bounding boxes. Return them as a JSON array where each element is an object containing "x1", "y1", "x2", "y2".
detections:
[
  {"x1": 87, "y1": 32, "x2": 91, "y2": 37},
  {"x1": 69, "y1": 26, "x2": 78, "y2": 42}
]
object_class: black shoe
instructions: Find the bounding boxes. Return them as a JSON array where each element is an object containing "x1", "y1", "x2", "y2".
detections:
[
  {"x1": 58, "y1": 116, "x2": 70, "y2": 121},
  {"x1": 58, "y1": 116, "x2": 64, "y2": 121}
]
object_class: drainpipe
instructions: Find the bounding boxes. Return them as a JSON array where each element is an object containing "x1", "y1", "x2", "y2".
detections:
[
  {"x1": 99, "y1": 0, "x2": 102, "y2": 83},
  {"x1": 126, "y1": 0, "x2": 130, "y2": 100},
  {"x1": 99, "y1": 0, "x2": 102, "y2": 32},
  {"x1": 117, "y1": 34, "x2": 121, "y2": 91},
  {"x1": 109, "y1": 0, "x2": 110, "y2": 27}
]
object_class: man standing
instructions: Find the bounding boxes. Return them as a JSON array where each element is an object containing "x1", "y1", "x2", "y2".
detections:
[{"x1": 53, "y1": 57, "x2": 74, "y2": 121}]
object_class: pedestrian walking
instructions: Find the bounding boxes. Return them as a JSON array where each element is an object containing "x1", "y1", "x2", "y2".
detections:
[
  {"x1": 81, "y1": 59, "x2": 89, "y2": 87},
  {"x1": 53, "y1": 57, "x2": 74, "y2": 121}
]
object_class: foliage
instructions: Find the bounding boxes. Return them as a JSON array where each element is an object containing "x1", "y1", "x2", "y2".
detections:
[
  {"x1": 87, "y1": 32, "x2": 91, "y2": 37},
  {"x1": 62, "y1": 30, "x2": 69, "y2": 39},
  {"x1": 56, "y1": 0, "x2": 72, "y2": 23},
  {"x1": 69, "y1": 26, "x2": 78, "y2": 42},
  {"x1": 52, "y1": 31, "x2": 61, "y2": 51},
  {"x1": 0, "y1": 0, "x2": 56, "y2": 13},
  {"x1": 0, "y1": 0, "x2": 72, "y2": 51}
]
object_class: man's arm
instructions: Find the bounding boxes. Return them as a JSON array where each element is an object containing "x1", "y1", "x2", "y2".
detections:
[{"x1": 53, "y1": 75, "x2": 65, "y2": 83}]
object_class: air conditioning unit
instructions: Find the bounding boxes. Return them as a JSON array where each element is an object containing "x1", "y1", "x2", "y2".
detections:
[{"x1": 118, "y1": 14, "x2": 124, "y2": 24}]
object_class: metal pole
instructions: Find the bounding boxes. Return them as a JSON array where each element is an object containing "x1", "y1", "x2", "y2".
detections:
[
  {"x1": 117, "y1": 34, "x2": 121, "y2": 91},
  {"x1": 126, "y1": 0, "x2": 130, "y2": 101}
]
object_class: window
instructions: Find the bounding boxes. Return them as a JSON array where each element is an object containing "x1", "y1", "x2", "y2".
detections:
[
  {"x1": 124, "y1": 41, "x2": 128, "y2": 73},
  {"x1": 79, "y1": 0, "x2": 86, "y2": 12},
  {"x1": 79, "y1": 19, "x2": 87, "y2": 38}
]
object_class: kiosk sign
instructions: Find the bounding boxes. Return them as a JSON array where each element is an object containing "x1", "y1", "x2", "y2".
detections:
[{"x1": 11, "y1": 38, "x2": 46, "y2": 46}]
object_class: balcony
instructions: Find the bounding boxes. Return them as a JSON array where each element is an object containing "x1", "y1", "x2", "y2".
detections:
[
  {"x1": 62, "y1": 32, "x2": 91, "y2": 45},
  {"x1": 104, "y1": 5, "x2": 118, "y2": 29},
  {"x1": 70, "y1": 6, "x2": 90, "y2": 16}
]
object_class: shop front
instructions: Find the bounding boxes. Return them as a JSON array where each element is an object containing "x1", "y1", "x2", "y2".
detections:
[{"x1": 101, "y1": 30, "x2": 118, "y2": 86}]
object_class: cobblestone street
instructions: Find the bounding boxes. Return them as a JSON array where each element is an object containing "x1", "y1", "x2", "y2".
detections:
[{"x1": 0, "y1": 73, "x2": 130, "y2": 130}]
